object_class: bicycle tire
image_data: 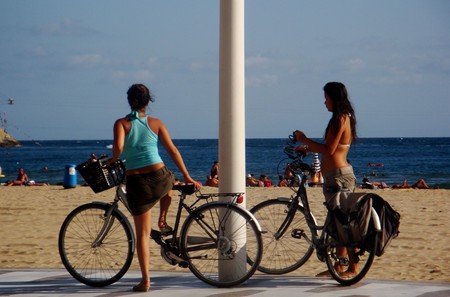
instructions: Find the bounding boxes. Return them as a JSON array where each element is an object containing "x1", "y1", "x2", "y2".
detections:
[
  {"x1": 249, "y1": 199, "x2": 314, "y2": 274},
  {"x1": 58, "y1": 203, "x2": 135, "y2": 287},
  {"x1": 325, "y1": 230, "x2": 378, "y2": 286},
  {"x1": 180, "y1": 202, "x2": 262, "y2": 287}
]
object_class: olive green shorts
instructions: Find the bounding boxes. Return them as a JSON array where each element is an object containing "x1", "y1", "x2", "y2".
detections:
[
  {"x1": 126, "y1": 166, "x2": 174, "y2": 216},
  {"x1": 322, "y1": 166, "x2": 356, "y2": 210}
]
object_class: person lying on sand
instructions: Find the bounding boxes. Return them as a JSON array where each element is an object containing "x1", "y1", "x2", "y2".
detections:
[
  {"x1": 5, "y1": 168, "x2": 48, "y2": 186},
  {"x1": 392, "y1": 178, "x2": 429, "y2": 189}
]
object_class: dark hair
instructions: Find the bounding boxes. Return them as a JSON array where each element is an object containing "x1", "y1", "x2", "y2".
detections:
[
  {"x1": 323, "y1": 82, "x2": 357, "y2": 140},
  {"x1": 126, "y1": 84, "x2": 154, "y2": 111}
]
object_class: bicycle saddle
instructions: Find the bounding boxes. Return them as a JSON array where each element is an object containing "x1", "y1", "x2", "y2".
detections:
[{"x1": 173, "y1": 183, "x2": 197, "y2": 195}]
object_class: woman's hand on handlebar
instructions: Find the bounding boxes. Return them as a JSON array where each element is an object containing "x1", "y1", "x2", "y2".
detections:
[
  {"x1": 295, "y1": 145, "x2": 309, "y2": 155},
  {"x1": 293, "y1": 130, "x2": 310, "y2": 155},
  {"x1": 293, "y1": 130, "x2": 307, "y2": 143}
]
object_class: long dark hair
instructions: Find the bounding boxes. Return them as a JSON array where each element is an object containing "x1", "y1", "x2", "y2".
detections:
[{"x1": 323, "y1": 82, "x2": 357, "y2": 140}]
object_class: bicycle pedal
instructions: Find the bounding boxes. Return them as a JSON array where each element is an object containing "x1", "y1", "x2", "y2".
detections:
[
  {"x1": 150, "y1": 229, "x2": 162, "y2": 238},
  {"x1": 291, "y1": 229, "x2": 305, "y2": 239},
  {"x1": 178, "y1": 261, "x2": 189, "y2": 268}
]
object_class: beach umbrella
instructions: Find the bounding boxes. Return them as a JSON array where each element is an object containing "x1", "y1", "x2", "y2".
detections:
[{"x1": 312, "y1": 153, "x2": 321, "y2": 172}]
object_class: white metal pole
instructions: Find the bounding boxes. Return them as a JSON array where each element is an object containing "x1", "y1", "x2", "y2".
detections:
[{"x1": 218, "y1": 0, "x2": 246, "y2": 281}]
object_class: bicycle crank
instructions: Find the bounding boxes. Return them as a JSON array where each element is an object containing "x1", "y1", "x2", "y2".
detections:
[{"x1": 160, "y1": 248, "x2": 189, "y2": 268}]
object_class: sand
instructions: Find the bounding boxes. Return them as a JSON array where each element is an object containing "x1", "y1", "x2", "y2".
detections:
[{"x1": 0, "y1": 185, "x2": 449, "y2": 283}]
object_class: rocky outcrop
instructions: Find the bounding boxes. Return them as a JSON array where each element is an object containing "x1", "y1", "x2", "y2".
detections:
[{"x1": 0, "y1": 128, "x2": 21, "y2": 147}]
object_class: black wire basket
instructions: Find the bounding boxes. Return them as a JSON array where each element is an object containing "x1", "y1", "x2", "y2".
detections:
[{"x1": 76, "y1": 157, "x2": 126, "y2": 193}]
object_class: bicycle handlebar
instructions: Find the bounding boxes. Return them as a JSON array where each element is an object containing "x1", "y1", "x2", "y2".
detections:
[{"x1": 283, "y1": 133, "x2": 313, "y2": 174}]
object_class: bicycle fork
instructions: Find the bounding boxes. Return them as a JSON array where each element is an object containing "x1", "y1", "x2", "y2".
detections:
[{"x1": 91, "y1": 203, "x2": 118, "y2": 248}]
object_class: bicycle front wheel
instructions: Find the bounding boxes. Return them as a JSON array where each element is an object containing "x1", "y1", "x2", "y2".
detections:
[
  {"x1": 58, "y1": 203, "x2": 135, "y2": 287},
  {"x1": 180, "y1": 202, "x2": 262, "y2": 287},
  {"x1": 325, "y1": 231, "x2": 378, "y2": 286},
  {"x1": 250, "y1": 199, "x2": 314, "y2": 274}
]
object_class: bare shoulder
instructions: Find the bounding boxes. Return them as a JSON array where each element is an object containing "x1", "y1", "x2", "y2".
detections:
[
  {"x1": 341, "y1": 114, "x2": 351, "y2": 122},
  {"x1": 115, "y1": 116, "x2": 129, "y2": 126},
  {"x1": 147, "y1": 116, "x2": 164, "y2": 127},
  {"x1": 147, "y1": 116, "x2": 167, "y2": 134}
]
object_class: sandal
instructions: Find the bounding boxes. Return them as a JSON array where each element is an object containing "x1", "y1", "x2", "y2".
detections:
[
  {"x1": 132, "y1": 280, "x2": 150, "y2": 292},
  {"x1": 158, "y1": 221, "x2": 173, "y2": 234}
]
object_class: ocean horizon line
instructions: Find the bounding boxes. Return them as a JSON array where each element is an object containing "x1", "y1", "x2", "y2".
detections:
[{"x1": 12, "y1": 136, "x2": 450, "y2": 143}]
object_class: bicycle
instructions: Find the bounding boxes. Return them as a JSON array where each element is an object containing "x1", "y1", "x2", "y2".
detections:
[
  {"x1": 58, "y1": 156, "x2": 263, "y2": 288},
  {"x1": 248, "y1": 134, "x2": 382, "y2": 286}
]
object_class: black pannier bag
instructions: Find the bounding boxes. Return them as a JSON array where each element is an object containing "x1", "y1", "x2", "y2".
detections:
[
  {"x1": 365, "y1": 194, "x2": 401, "y2": 257},
  {"x1": 329, "y1": 193, "x2": 372, "y2": 247}
]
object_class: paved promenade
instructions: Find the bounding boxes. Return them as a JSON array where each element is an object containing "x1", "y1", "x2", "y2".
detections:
[{"x1": 0, "y1": 269, "x2": 449, "y2": 297}]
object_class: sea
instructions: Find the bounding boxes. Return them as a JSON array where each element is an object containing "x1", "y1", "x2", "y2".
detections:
[{"x1": 1, "y1": 137, "x2": 450, "y2": 189}]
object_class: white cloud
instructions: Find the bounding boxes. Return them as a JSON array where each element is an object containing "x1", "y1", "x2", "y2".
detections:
[
  {"x1": 109, "y1": 69, "x2": 155, "y2": 83},
  {"x1": 132, "y1": 70, "x2": 155, "y2": 81},
  {"x1": 246, "y1": 54, "x2": 271, "y2": 68},
  {"x1": 246, "y1": 73, "x2": 278, "y2": 87},
  {"x1": 68, "y1": 54, "x2": 110, "y2": 67},
  {"x1": 36, "y1": 18, "x2": 98, "y2": 37},
  {"x1": 344, "y1": 58, "x2": 365, "y2": 73}
]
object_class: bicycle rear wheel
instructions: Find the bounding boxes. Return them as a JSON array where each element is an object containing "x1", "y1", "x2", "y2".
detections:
[
  {"x1": 250, "y1": 199, "x2": 314, "y2": 274},
  {"x1": 325, "y1": 231, "x2": 378, "y2": 286},
  {"x1": 180, "y1": 202, "x2": 262, "y2": 287},
  {"x1": 58, "y1": 203, "x2": 135, "y2": 287}
]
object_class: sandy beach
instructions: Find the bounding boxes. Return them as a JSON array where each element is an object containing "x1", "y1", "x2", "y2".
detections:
[{"x1": 0, "y1": 185, "x2": 448, "y2": 283}]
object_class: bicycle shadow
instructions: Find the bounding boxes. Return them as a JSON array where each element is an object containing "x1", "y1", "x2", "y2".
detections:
[
  {"x1": 1, "y1": 270, "x2": 449, "y2": 297},
  {"x1": 0, "y1": 270, "x2": 350, "y2": 296}
]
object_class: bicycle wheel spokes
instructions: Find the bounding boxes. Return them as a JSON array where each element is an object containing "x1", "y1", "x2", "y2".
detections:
[
  {"x1": 181, "y1": 203, "x2": 262, "y2": 287},
  {"x1": 325, "y1": 232, "x2": 377, "y2": 286},
  {"x1": 250, "y1": 199, "x2": 314, "y2": 274},
  {"x1": 59, "y1": 204, "x2": 134, "y2": 287}
]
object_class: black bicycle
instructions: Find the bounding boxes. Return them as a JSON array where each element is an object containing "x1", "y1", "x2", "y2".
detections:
[
  {"x1": 248, "y1": 134, "x2": 382, "y2": 286},
  {"x1": 58, "y1": 156, "x2": 263, "y2": 288}
]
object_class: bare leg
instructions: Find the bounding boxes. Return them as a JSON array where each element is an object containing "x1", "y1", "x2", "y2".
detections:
[
  {"x1": 414, "y1": 179, "x2": 429, "y2": 189},
  {"x1": 339, "y1": 247, "x2": 358, "y2": 278},
  {"x1": 158, "y1": 191, "x2": 172, "y2": 229},
  {"x1": 133, "y1": 210, "x2": 152, "y2": 290}
]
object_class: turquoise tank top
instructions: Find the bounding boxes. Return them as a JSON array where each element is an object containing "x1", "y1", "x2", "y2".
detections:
[{"x1": 123, "y1": 115, "x2": 163, "y2": 170}]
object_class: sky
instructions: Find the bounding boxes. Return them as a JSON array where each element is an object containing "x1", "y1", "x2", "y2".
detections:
[{"x1": 0, "y1": 0, "x2": 449, "y2": 140}]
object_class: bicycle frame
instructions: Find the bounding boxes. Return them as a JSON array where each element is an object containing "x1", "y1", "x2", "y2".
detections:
[
  {"x1": 151, "y1": 190, "x2": 258, "y2": 259},
  {"x1": 277, "y1": 156, "x2": 382, "y2": 256},
  {"x1": 60, "y1": 157, "x2": 263, "y2": 288}
]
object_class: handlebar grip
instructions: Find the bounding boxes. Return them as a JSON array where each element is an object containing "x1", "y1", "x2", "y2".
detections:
[{"x1": 289, "y1": 131, "x2": 296, "y2": 142}]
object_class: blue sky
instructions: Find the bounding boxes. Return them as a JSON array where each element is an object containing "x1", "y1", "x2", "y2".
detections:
[{"x1": 0, "y1": 0, "x2": 449, "y2": 140}]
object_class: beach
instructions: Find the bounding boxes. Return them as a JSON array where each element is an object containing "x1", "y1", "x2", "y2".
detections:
[{"x1": 0, "y1": 185, "x2": 448, "y2": 283}]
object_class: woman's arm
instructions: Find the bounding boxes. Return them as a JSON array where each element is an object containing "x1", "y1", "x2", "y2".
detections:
[
  {"x1": 156, "y1": 119, "x2": 197, "y2": 185},
  {"x1": 295, "y1": 116, "x2": 349, "y2": 155},
  {"x1": 111, "y1": 119, "x2": 126, "y2": 163}
]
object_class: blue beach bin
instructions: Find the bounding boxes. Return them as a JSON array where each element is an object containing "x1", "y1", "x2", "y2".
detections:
[{"x1": 63, "y1": 164, "x2": 77, "y2": 189}]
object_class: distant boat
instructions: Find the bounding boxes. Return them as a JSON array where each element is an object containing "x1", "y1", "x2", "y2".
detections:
[{"x1": 106, "y1": 144, "x2": 113, "y2": 149}]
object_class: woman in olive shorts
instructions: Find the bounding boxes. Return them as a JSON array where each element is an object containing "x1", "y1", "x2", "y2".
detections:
[
  {"x1": 294, "y1": 82, "x2": 358, "y2": 279},
  {"x1": 110, "y1": 84, "x2": 199, "y2": 292}
]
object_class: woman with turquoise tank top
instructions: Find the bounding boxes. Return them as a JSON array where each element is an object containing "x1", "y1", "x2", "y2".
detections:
[
  {"x1": 293, "y1": 82, "x2": 358, "y2": 279},
  {"x1": 109, "y1": 84, "x2": 199, "y2": 292}
]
